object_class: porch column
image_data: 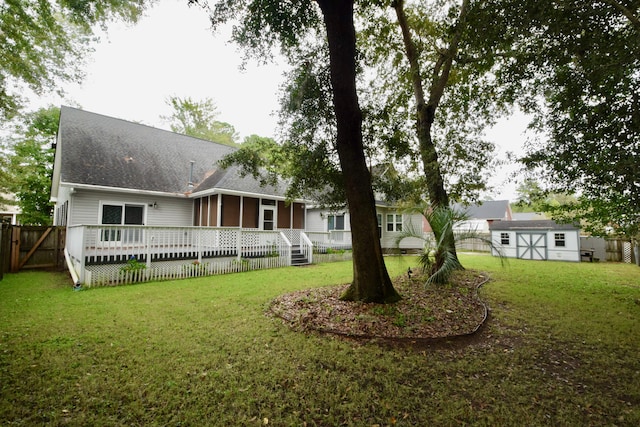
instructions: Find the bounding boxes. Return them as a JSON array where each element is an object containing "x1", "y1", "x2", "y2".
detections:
[{"x1": 237, "y1": 196, "x2": 244, "y2": 260}]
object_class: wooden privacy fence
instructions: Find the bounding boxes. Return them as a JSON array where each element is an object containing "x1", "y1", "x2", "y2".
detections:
[
  {"x1": 605, "y1": 238, "x2": 639, "y2": 264},
  {"x1": 0, "y1": 225, "x2": 66, "y2": 276}
]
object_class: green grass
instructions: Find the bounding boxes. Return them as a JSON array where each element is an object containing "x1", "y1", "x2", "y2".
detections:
[{"x1": 1, "y1": 256, "x2": 639, "y2": 426}]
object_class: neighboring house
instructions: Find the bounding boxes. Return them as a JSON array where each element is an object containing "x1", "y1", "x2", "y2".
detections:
[
  {"x1": 51, "y1": 106, "x2": 312, "y2": 286},
  {"x1": 0, "y1": 193, "x2": 20, "y2": 224},
  {"x1": 512, "y1": 212, "x2": 547, "y2": 221},
  {"x1": 489, "y1": 220, "x2": 581, "y2": 262},
  {"x1": 451, "y1": 200, "x2": 513, "y2": 233}
]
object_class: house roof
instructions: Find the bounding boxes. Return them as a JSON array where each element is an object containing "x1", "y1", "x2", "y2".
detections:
[
  {"x1": 454, "y1": 200, "x2": 512, "y2": 220},
  {"x1": 54, "y1": 106, "x2": 285, "y2": 198},
  {"x1": 489, "y1": 220, "x2": 579, "y2": 231}
]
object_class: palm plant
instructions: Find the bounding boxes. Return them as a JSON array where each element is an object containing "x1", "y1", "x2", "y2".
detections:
[{"x1": 396, "y1": 203, "x2": 504, "y2": 285}]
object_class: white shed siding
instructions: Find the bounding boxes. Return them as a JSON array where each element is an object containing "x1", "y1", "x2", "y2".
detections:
[
  {"x1": 68, "y1": 189, "x2": 193, "y2": 226},
  {"x1": 547, "y1": 230, "x2": 580, "y2": 262},
  {"x1": 491, "y1": 229, "x2": 580, "y2": 262},
  {"x1": 491, "y1": 231, "x2": 518, "y2": 258}
]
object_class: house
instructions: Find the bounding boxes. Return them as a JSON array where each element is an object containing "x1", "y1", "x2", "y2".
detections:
[
  {"x1": 51, "y1": 106, "x2": 312, "y2": 286},
  {"x1": 0, "y1": 193, "x2": 20, "y2": 224},
  {"x1": 512, "y1": 212, "x2": 546, "y2": 221},
  {"x1": 51, "y1": 107, "x2": 430, "y2": 286},
  {"x1": 304, "y1": 161, "x2": 428, "y2": 254},
  {"x1": 452, "y1": 200, "x2": 513, "y2": 233},
  {"x1": 306, "y1": 201, "x2": 426, "y2": 253},
  {"x1": 489, "y1": 220, "x2": 581, "y2": 262}
]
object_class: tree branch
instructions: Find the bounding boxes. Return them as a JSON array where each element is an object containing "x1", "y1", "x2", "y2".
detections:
[{"x1": 603, "y1": 0, "x2": 640, "y2": 31}]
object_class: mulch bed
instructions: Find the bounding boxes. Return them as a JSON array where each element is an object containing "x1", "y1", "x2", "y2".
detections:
[{"x1": 268, "y1": 269, "x2": 490, "y2": 343}]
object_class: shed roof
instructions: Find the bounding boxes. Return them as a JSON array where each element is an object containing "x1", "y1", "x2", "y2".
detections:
[
  {"x1": 489, "y1": 220, "x2": 579, "y2": 231},
  {"x1": 54, "y1": 106, "x2": 285, "y2": 198}
]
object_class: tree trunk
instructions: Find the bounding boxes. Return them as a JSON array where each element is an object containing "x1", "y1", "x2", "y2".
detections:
[
  {"x1": 317, "y1": 0, "x2": 400, "y2": 303},
  {"x1": 393, "y1": 0, "x2": 471, "y2": 265}
]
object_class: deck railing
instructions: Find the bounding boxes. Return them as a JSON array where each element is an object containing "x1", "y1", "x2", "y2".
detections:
[
  {"x1": 66, "y1": 225, "x2": 295, "y2": 286},
  {"x1": 306, "y1": 230, "x2": 353, "y2": 253}
]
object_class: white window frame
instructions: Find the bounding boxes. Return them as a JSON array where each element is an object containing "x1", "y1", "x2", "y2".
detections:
[
  {"x1": 500, "y1": 232, "x2": 510, "y2": 245},
  {"x1": 98, "y1": 201, "x2": 146, "y2": 244},
  {"x1": 327, "y1": 213, "x2": 345, "y2": 231},
  {"x1": 386, "y1": 213, "x2": 403, "y2": 232},
  {"x1": 259, "y1": 199, "x2": 277, "y2": 231},
  {"x1": 554, "y1": 233, "x2": 566, "y2": 247}
]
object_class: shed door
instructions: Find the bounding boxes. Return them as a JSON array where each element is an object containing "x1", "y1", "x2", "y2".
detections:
[{"x1": 517, "y1": 233, "x2": 547, "y2": 260}]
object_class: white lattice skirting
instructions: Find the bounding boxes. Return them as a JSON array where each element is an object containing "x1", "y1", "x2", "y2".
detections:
[{"x1": 84, "y1": 256, "x2": 289, "y2": 287}]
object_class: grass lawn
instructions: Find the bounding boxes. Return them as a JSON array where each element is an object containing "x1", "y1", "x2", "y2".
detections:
[{"x1": 1, "y1": 255, "x2": 639, "y2": 426}]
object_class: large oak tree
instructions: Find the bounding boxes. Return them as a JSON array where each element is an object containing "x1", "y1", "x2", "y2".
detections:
[{"x1": 193, "y1": 0, "x2": 400, "y2": 302}]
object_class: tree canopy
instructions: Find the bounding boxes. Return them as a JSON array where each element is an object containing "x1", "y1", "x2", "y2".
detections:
[
  {"x1": 0, "y1": 0, "x2": 149, "y2": 119},
  {"x1": 483, "y1": 0, "x2": 640, "y2": 237},
  {"x1": 162, "y1": 96, "x2": 239, "y2": 146},
  {"x1": 0, "y1": 106, "x2": 59, "y2": 225}
]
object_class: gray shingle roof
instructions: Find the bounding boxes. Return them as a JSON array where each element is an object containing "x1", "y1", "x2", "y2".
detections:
[
  {"x1": 56, "y1": 106, "x2": 284, "y2": 197},
  {"x1": 454, "y1": 200, "x2": 511, "y2": 220},
  {"x1": 489, "y1": 220, "x2": 579, "y2": 231}
]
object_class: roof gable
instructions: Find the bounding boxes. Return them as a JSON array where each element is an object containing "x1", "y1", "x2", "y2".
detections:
[{"x1": 55, "y1": 106, "x2": 284, "y2": 197}]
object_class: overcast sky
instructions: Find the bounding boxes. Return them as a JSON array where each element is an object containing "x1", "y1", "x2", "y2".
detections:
[
  {"x1": 32, "y1": 0, "x2": 285, "y2": 139},
  {"x1": 30, "y1": 0, "x2": 528, "y2": 202}
]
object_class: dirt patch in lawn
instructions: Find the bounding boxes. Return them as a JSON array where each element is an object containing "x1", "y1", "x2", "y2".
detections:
[{"x1": 268, "y1": 269, "x2": 490, "y2": 345}]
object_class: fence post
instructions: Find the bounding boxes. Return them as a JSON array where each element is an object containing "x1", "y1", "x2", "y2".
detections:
[
  {"x1": 0, "y1": 225, "x2": 4, "y2": 280},
  {"x1": 10, "y1": 227, "x2": 20, "y2": 272}
]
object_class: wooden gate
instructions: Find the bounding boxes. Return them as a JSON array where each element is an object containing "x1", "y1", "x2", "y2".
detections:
[
  {"x1": 0, "y1": 226, "x2": 66, "y2": 274},
  {"x1": 517, "y1": 233, "x2": 547, "y2": 260}
]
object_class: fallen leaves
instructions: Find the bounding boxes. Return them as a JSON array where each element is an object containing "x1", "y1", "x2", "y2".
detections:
[{"x1": 268, "y1": 269, "x2": 489, "y2": 342}]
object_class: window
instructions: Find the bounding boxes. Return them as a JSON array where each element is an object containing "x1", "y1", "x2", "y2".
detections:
[
  {"x1": 377, "y1": 214, "x2": 382, "y2": 238},
  {"x1": 328, "y1": 214, "x2": 345, "y2": 231},
  {"x1": 500, "y1": 233, "x2": 510, "y2": 245},
  {"x1": 386, "y1": 214, "x2": 403, "y2": 232},
  {"x1": 554, "y1": 233, "x2": 566, "y2": 247},
  {"x1": 100, "y1": 203, "x2": 144, "y2": 242}
]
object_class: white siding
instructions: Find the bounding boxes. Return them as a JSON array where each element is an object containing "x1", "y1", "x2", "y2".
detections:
[
  {"x1": 491, "y1": 231, "x2": 518, "y2": 258},
  {"x1": 305, "y1": 209, "x2": 351, "y2": 232},
  {"x1": 53, "y1": 185, "x2": 72, "y2": 226},
  {"x1": 68, "y1": 189, "x2": 193, "y2": 226},
  {"x1": 547, "y1": 231, "x2": 581, "y2": 262},
  {"x1": 454, "y1": 219, "x2": 489, "y2": 233},
  {"x1": 307, "y1": 207, "x2": 426, "y2": 251},
  {"x1": 305, "y1": 209, "x2": 325, "y2": 232},
  {"x1": 380, "y1": 213, "x2": 425, "y2": 250},
  {"x1": 491, "y1": 230, "x2": 580, "y2": 262}
]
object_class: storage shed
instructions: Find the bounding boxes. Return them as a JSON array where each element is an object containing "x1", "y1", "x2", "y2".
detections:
[{"x1": 489, "y1": 220, "x2": 581, "y2": 262}]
